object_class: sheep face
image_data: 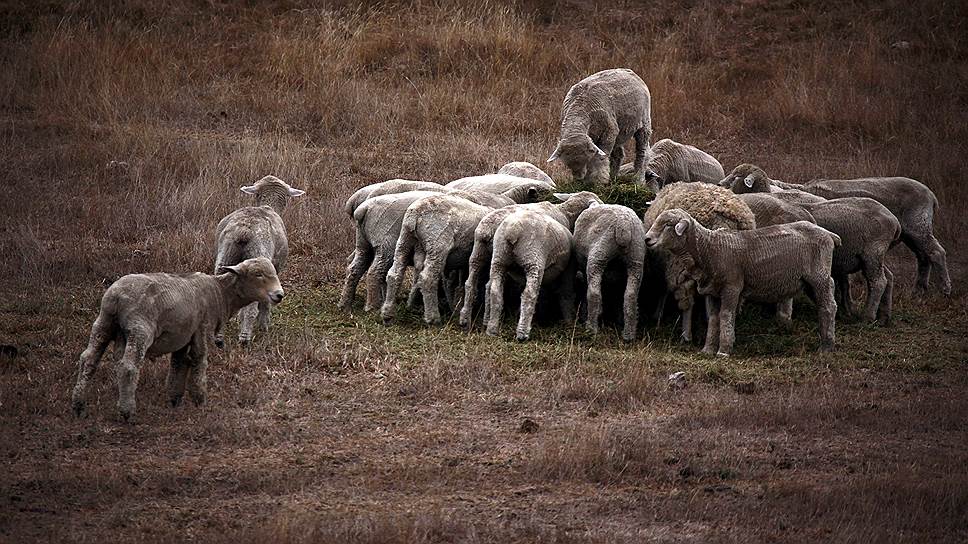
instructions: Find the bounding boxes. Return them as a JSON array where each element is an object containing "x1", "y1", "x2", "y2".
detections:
[
  {"x1": 721, "y1": 164, "x2": 767, "y2": 194},
  {"x1": 220, "y1": 257, "x2": 285, "y2": 305},
  {"x1": 549, "y1": 135, "x2": 609, "y2": 184},
  {"x1": 644, "y1": 209, "x2": 693, "y2": 253}
]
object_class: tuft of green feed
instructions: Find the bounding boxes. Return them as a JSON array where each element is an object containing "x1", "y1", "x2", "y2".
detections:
[{"x1": 544, "y1": 177, "x2": 656, "y2": 217}]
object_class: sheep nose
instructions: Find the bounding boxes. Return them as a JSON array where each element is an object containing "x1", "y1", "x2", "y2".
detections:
[{"x1": 270, "y1": 290, "x2": 285, "y2": 303}]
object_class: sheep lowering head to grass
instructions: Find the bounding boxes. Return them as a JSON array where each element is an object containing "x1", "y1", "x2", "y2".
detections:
[
  {"x1": 445, "y1": 174, "x2": 554, "y2": 203},
  {"x1": 619, "y1": 139, "x2": 724, "y2": 189},
  {"x1": 214, "y1": 175, "x2": 303, "y2": 345},
  {"x1": 548, "y1": 68, "x2": 652, "y2": 185},
  {"x1": 71, "y1": 257, "x2": 284, "y2": 421},
  {"x1": 645, "y1": 209, "x2": 839, "y2": 356}
]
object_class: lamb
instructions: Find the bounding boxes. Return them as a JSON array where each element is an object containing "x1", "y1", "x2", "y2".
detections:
[
  {"x1": 619, "y1": 139, "x2": 725, "y2": 189},
  {"x1": 547, "y1": 68, "x2": 652, "y2": 185},
  {"x1": 642, "y1": 182, "x2": 756, "y2": 343},
  {"x1": 214, "y1": 175, "x2": 304, "y2": 344},
  {"x1": 724, "y1": 163, "x2": 950, "y2": 295},
  {"x1": 485, "y1": 210, "x2": 578, "y2": 341},
  {"x1": 344, "y1": 179, "x2": 446, "y2": 218},
  {"x1": 459, "y1": 192, "x2": 603, "y2": 328},
  {"x1": 496, "y1": 161, "x2": 555, "y2": 185},
  {"x1": 71, "y1": 257, "x2": 284, "y2": 421},
  {"x1": 799, "y1": 197, "x2": 901, "y2": 324},
  {"x1": 645, "y1": 209, "x2": 839, "y2": 356},
  {"x1": 445, "y1": 174, "x2": 555, "y2": 203},
  {"x1": 738, "y1": 193, "x2": 816, "y2": 227},
  {"x1": 573, "y1": 204, "x2": 646, "y2": 341},
  {"x1": 381, "y1": 191, "x2": 515, "y2": 325}
]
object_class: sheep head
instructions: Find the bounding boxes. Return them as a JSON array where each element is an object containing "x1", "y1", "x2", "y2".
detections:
[
  {"x1": 720, "y1": 164, "x2": 771, "y2": 194},
  {"x1": 548, "y1": 134, "x2": 609, "y2": 184},
  {"x1": 218, "y1": 257, "x2": 285, "y2": 305},
  {"x1": 644, "y1": 208, "x2": 694, "y2": 253}
]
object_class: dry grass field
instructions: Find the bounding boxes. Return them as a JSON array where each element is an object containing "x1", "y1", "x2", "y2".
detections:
[{"x1": 1, "y1": 1, "x2": 967, "y2": 542}]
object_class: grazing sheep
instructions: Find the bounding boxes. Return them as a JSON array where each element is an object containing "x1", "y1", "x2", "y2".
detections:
[
  {"x1": 547, "y1": 68, "x2": 652, "y2": 184},
  {"x1": 619, "y1": 139, "x2": 725, "y2": 189},
  {"x1": 800, "y1": 197, "x2": 901, "y2": 324},
  {"x1": 645, "y1": 209, "x2": 839, "y2": 356},
  {"x1": 71, "y1": 257, "x2": 284, "y2": 421},
  {"x1": 214, "y1": 175, "x2": 304, "y2": 344},
  {"x1": 642, "y1": 182, "x2": 756, "y2": 343},
  {"x1": 344, "y1": 179, "x2": 446, "y2": 218},
  {"x1": 573, "y1": 204, "x2": 646, "y2": 341},
  {"x1": 459, "y1": 192, "x2": 603, "y2": 327},
  {"x1": 445, "y1": 174, "x2": 555, "y2": 203},
  {"x1": 486, "y1": 210, "x2": 578, "y2": 341},
  {"x1": 381, "y1": 191, "x2": 514, "y2": 325},
  {"x1": 496, "y1": 161, "x2": 555, "y2": 185},
  {"x1": 724, "y1": 164, "x2": 950, "y2": 295}
]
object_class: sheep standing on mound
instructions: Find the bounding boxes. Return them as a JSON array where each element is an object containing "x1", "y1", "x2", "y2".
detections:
[
  {"x1": 573, "y1": 204, "x2": 646, "y2": 341},
  {"x1": 214, "y1": 175, "x2": 304, "y2": 344},
  {"x1": 344, "y1": 179, "x2": 445, "y2": 218},
  {"x1": 799, "y1": 197, "x2": 901, "y2": 324},
  {"x1": 619, "y1": 139, "x2": 724, "y2": 189},
  {"x1": 724, "y1": 163, "x2": 950, "y2": 295},
  {"x1": 496, "y1": 161, "x2": 555, "y2": 185},
  {"x1": 72, "y1": 257, "x2": 284, "y2": 421},
  {"x1": 548, "y1": 68, "x2": 652, "y2": 185},
  {"x1": 486, "y1": 210, "x2": 578, "y2": 341},
  {"x1": 381, "y1": 191, "x2": 514, "y2": 325},
  {"x1": 642, "y1": 182, "x2": 756, "y2": 343},
  {"x1": 459, "y1": 192, "x2": 603, "y2": 328},
  {"x1": 645, "y1": 210, "x2": 839, "y2": 356}
]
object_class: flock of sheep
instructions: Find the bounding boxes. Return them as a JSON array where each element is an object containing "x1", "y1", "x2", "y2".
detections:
[{"x1": 70, "y1": 68, "x2": 951, "y2": 421}]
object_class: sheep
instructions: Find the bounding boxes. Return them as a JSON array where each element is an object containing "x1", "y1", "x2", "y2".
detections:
[
  {"x1": 381, "y1": 191, "x2": 515, "y2": 325},
  {"x1": 214, "y1": 175, "x2": 304, "y2": 345},
  {"x1": 496, "y1": 161, "x2": 555, "y2": 185},
  {"x1": 573, "y1": 204, "x2": 646, "y2": 341},
  {"x1": 459, "y1": 192, "x2": 604, "y2": 328},
  {"x1": 644, "y1": 209, "x2": 840, "y2": 356},
  {"x1": 619, "y1": 139, "x2": 725, "y2": 189},
  {"x1": 738, "y1": 193, "x2": 816, "y2": 228},
  {"x1": 445, "y1": 174, "x2": 555, "y2": 203},
  {"x1": 344, "y1": 179, "x2": 446, "y2": 218},
  {"x1": 71, "y1": 257, "x2": 284, "y2": 421},
  {"x1": 799, "y1": 197, "x2": 901, "y2": 324},
  {"x1": 723, "y1": 164, "x2": 950, "y2": 295},
  {"x1": 547, "y1": 68, "x2": 652, "y2": 185},
  {"x1": 642, "y1": 182, "x2": 756, "y2": 343},
  {"x1": 485, "y1": 210, "x2": 578, "y2": 341},
  {"x1": 339, "y1": 189, "x2": 515, "y2": 312}
]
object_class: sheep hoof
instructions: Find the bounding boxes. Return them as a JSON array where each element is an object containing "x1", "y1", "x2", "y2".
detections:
[
  {"x1": 622, "y1": 333, "x2": 635, "y2": 342},
  {"x1": 515, "y1": 333, "x2": 529, "y2": 342},
  {"x1": 700, "y1": 347, "x2": 716, "y2": 356},
  {"x1": 214, "y1": 336, "x2": 225, "y2": 349},
  {"x1": 169, "y1": 394, "x2": 183, "y2": 408},
  {"x1": 72, "y1": 401, "x2": 86, "y2": 418},
  {"x1": 238, "y1": 336, "x2": 252, "y2": 346},
  {"x1": 190, "y1": 393, "x2": 206, "y2": 406},
  {"x1": 819, "y1": 343, "x2": 835, "y2": 353},
  {"x1": 715, "y1": 351, "x2": 730, "y2": 358}
]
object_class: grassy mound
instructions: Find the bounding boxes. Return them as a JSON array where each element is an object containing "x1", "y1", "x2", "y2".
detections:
[{"x1": 546, "y1": 177, "x2": 656, "y2": 217}]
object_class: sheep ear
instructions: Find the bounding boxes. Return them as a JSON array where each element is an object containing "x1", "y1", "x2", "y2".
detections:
[
  {"x1": 552, "y1": 192, "x2": 574, "y2": 201},
  {"x1": 743, "y1": 175, "x2": 755, "y2": 188},
  {"x1": 593, "y1": 143, "x2": 607, "y2": 157},
  {"x1": 547, "y1": 144, "x2": 561, "y2": 163},
  {"x1": 527, "y1": 187, "x2": 538, "y2": 199},
  {"x1": 217, "y1": 264, "x2": 241, "y2": 276},
  {"x1": 240, "y1": 185, "x2": 258, "y2": 195},
  {"x1": 587, "y1": 201, "x2": 599, "y2": 209},
  {"x1": 287, "y1": 187, "x2": 305, "y2": 197},
  {"x1": 675, "y1": 219, "x2": 689, "y2": 236}
]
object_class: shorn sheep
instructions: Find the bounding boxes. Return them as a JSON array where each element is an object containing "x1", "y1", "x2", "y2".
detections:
[
  {"x1": 619, "y1": 138, "x2": 724, "y2": 189},
  {"x1": 344, "y1": 179, "x2": 446, "y2": 218},
  {"x1": 381, "y1": 191, "x2": 514, "y2": 325},
  {"x1": 459, "y1": 192, "x2": 603, "y2": 328},
  {"x1": 548, "y1": 68, "x2": 652, "y2": 185},
  {"x1": 485, "y1": 210, "x2": 578, "y2": 341},
  {"x1": 645, "y1": 209, "x2": 840, "y2": 356},
  {"x1": 724, "y1": 163, "x2": 950, "y2": 295},
  {"x1": 71, "y1": 257, "x2": 284, "y2": 421},
  {"x1": 573, "y1": 204, "x2": 645, "y2": 341},
  {"x1": 214, "y1": 175, "x2": 303, "y2": 344},
  {"x1": 496, "y1": 161, "x2": 555, "y2": 185},
  {"x1": 642, "y1": 182, "x2": 756, "y2": 343}
]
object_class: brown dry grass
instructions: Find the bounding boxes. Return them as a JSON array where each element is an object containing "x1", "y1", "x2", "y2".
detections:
[{"x1": 2, "y1": 1, "x2": 968, "y2": 542}]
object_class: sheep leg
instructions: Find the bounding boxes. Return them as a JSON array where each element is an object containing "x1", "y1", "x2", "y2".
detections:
[
  {"x1": 485, "y1": 261, "x2": 507, "y2": 337},
  {"x1": 609, "y1": 145, "x2": 624, "y2": 182},
  {"x1": 407, "y1": 250, "x2": 425, "y2": 309},
  {"x1": 633, "y1": 126, "x2": 652, "y2": 183},
  {"x1": 810, "y1": 275, "x2": 837, "y2": 352},
  {"x1": 622, "y1": 261, "x2": 643, "y2": 342},
  {"x1": 71, "y1": 313, "x2": 115, "y2": 417},
  {"x1": 920, "y1": 234, "x2": 951, "y2": 296},
  {"x1": 680, "y1": 301, "x2": 693, "y2": 344},
  {"x1": 861, "y1": 254, "x2": 888, "y2": 323},
  {"x1": 167, "y1": 345, "x2": 191, "y2": 408},
  {"x1": 877, "y1": 266, "x2": 894, "y2": 326},
  {"x1": 238, "y1": 302, "x2": 258, "y2": 344},
  {"x1": 701, "y1": 296, "x2": 720, "y2": 356},
  {"x1": 116, "y1": 328, "x2": 150, "y2": 422},
  {"x1": 460, "y1": 242, "x2": 490, "y2": 328},
  {"x1": 833, "y1": 272, "x2": 854, "y2": 320},
  {"x1": 364, "y1": 248, "x2": 393, "y2": 312},
  {"x1": 584, "y1": 262, "x2": 604, "y2": 335},
  {"x1": 256, "y1": 301, "x2": 271, "y2": 332},
  {"x1": 186, "y1": 332, "x2": 209, "y2": 406},
  {"x1": 515, "y1": 265, "x2": 545, "y2": 341},
  {"x1": 338, "y1": 241, "x2": 373, "y2": 310},
  {"x1": 776, "y1": 298, "x2": 794, "y2": 327},
  {"x1": 715, "y1": 290, "x2": 741, "y2": 357},
  {"x1": 419, "y1": 252, "x2": 445, "y2": 325},
  {"x1": 381, "y1": 253, "x2": 410, "y2": 324},
  {"x1": 557, "y1": 260, "x2": 577, "y2": 323}
]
